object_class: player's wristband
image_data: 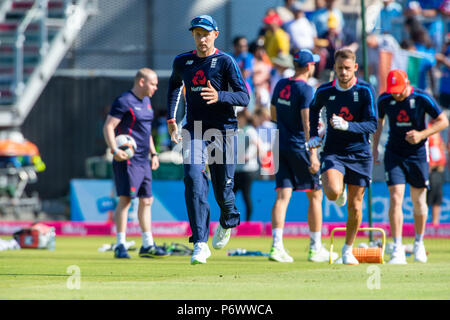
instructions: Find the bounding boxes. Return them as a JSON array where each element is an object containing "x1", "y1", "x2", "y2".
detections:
[
  {"x1": 151, "y1": 152, "x2": 159, "y2": 158},
  {"x1": 167, "y1": 118, "x2": 176, "y2": 124},
  {"x1": 111, "y1": 147, "x2": 120, "y2": 155}
]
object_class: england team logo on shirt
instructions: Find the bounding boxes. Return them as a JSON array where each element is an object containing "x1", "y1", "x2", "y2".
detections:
[
  {"x1": 410, "y1": 99, "x2": 416, "y2": 109},
  {"x1": 211, "y1": 58, "x2": 217, "y2": 69},
  {"x1": 353, "y1": 91, "x2": 359, "y2": 102}
]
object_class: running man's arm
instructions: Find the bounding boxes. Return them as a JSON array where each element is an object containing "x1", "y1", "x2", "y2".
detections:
[
  {"x1": 217, "y1": 56, "x2": 250, "y2": 107},
  {"x1": 308, "y1": 87, "x2": 323, "y2": 148},
  {"x1": 346, "y1": 85, "x2": 378, "y2": 134},
  {"x1": 406, "y1": 93, "x2": 449, "y2": 145},
  {"x1": 149, "y1": 135, "x2": 159, "y2": 170},
  {"x1": 372, "y1": 95, "x2": 387, "y2": 164},
  {"x1": 167, "y1": 58, "x2": 184, "y2": 144}
]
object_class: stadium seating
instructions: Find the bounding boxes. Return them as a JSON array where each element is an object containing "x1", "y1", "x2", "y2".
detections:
[{"x1": 0, "y1": 0, "x2": 96, "y2": 126}]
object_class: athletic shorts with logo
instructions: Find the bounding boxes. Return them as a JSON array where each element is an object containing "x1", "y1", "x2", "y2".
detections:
[
  {"x1": 276, "y1": 147, "x2": 321, "y2": 191},
  {"x1": 384, "y1": 148, "x2": 429, "y2": 189},
  {"x1": 320, "y1": 150, "x2": 372, "y2": 187},
  {"x1": 113, "y1": 160, "x2": 153, "y2": 198}
]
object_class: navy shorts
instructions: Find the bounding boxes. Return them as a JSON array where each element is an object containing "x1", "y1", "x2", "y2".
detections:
[
  {"x1": 276, "y1": 147, "x2": 321, "y2": 191},
  {"x1": 320, "y1": 151, "x2": 372, "y2": 187},
  {"x1": 384, "y1": 149, "x2": 429, "y2": 189},
  {"x1": 112, "y1": 160, "x2": 153, "y2": 198}
]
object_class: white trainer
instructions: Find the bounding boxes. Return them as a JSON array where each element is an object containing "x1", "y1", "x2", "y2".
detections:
[
  {"x1": 335, "y1": 187, "x2": 347, "y2": 207},
  {"x1": 308, "y1": 246, "x2": 339, "y2": 263},
  {"x1": 212, "y1": 224, "x2": 231, "y2": 249},
  {"x1": 413, "y1": 242, "x2": 427, "y2": 263},
  {"x1": 190, "y1": 242, "x2": 211, "y2": 265},
  {"x1": 268, "y1": 246, "x2": 294, "y2": 263},
  {"x1": 388, "y1": 245, "x2": 407, "y2": 264}
]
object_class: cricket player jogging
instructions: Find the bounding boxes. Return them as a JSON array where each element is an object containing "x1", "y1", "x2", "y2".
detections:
[
  {"x1": 268, "y1": 49, "x2": 338, "y2": 263},
  {"x1": 373, "y1": 69, "x2": 448, "y2": 264},
  {"x1": 309, "y1": 49, "x2": 378, "y2": 265},
  {"x1": 103, "y1": 68, "x2": 168, "y2": 259},
  {"x1": 167, "y1": 15, "x2": 250, "y2": 265}
]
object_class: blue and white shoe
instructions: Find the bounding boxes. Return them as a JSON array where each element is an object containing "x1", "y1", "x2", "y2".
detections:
[
  {"x1": 139, "y1": 244, "x2": 169, "y2": 258},
  {"x1": 114, "y1": 243, "x2": 130, "y2": 259}
]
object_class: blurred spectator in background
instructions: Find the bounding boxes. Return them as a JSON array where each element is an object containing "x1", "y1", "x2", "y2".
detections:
[
  {"x1": 435, "y1": 33, "x2": 450, "y2": 109},
  {"x1": 263, "y1": 11, "x2": 290, "y2": 60},
  {"x1": 405, "y1": 0, "x2": 444, "y2": 51},
  {"x1": 322, "y1": 13, "x2": 344, "y2": 71},
  {"x1": 270, "y1": 53, "x2": 295, "y2": 96},
  {"x1": 427, "y1": 120, "x2": 447, "y2": 226},
  {"x1": 276, "y1": 0, "x2": 296, "y2": 25},
  {"x1": 250, "y1": 40, "x2": 272, "y2": 110},
  {"x1": 253, "y1": 107, "x2": 277, "y2": 177},
  {"x1": 232, "y1": 36, "x2": 255, "y2": 96},
  {"x1": 234, "y1": 110, "x2": 264, "y2": 222},
  {"x1": 285, "y1": 2, "x2": 317, "y2": 53},
  {"x1": 152, "y1": 109, "x2": 171, "y2": 152},
  {"x1": 409, "y1": 25, "x2": 437, "y2": 93},
  {"x1": 372, "y1": 0, "x2": 403, "y2": 43},
  {"x1": 310, "y1": 0, "x2": 345, "y2": 38}
]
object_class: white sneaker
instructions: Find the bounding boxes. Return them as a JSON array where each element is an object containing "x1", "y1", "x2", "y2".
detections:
[
  {"x1": 413, "y1": 242, "x2": 427, "y2": 263},
  {"x1": 308, "y1": 245, "x2": 339, "y2": 263},
  {"x1": 212, "y1": 224, "x2": 231, "y2": 249},
  {"x1": 335, "y1": 187, "x2": 347, "y2": 207},
  {"x1": 190, "y1": 242, "x2": 211, "y2": 265},
  {"x1": 388, "y1": 245, "x2": 407, "y2": 264},
  {"x1": 268, "y1": 246, "x2": 294, "y2": 263}
]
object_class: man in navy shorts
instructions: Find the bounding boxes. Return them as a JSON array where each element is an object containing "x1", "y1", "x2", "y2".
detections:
[
  {"x1": 103, "y1": 68, "x2": 168, "y2": 259},
  {"x1": 268, "y1": 49, "x2": 338, "y2": 263},
  {"x1": 166, "y1": 15, "x2": 249, "y2": 264},
  {"x1": 373, "y1": 69, "x2": 448, "y2": 264},
  {"x1": 309, "y1": 48, "x2": 378, "y2": 265}
]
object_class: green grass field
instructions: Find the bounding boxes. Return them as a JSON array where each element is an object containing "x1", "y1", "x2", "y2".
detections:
[{"x1": 1, "y1": 236, "x2": 449, "y2": 300}]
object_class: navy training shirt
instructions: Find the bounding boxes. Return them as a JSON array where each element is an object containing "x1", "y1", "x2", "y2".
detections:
[
  {"x1": 167, "y1": 49, "x2": 250, "y2": 133},
  {"x1": 271, "y1": 77, "x2": 313, "y2": 150},
  {"x1": 309, "y1": 78, "x2": 378, "y2": 154},
  {"x1": 378, "y1": 87, "x2": 442, "y2": 158},
  {"x1": 109, "y1": 90, "x2": 154, "y2": 164}
]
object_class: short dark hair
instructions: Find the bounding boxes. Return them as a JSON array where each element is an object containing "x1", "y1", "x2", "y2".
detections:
[
  {"x1": 233, "y1": 35, "x2": 247, "y2": 47},
  {"x1": 334, "y1": 48, "x2": 356, "y2": 62}
]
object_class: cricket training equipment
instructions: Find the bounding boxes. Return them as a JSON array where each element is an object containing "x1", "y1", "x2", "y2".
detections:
[
  {"x1": 330, "y1": 227, "x2": 386, "y2": 264},
  {"x1": 115, "y1": 134, "x2": 137, "y2": 159}
]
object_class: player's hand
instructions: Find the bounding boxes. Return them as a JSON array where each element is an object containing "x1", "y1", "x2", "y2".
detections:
[
  {"x1": 151, "y1": 155, "x2": 159, "y2": 170},
  {"x1": 201, "y1": 80, "x2": 219, "y2": 104},
  {"x1": 309, "y1": 154, "x2": 320, "y2": 174},
  {"x1": 168, "y1": 122, "x2": 182, "y2": 144},
  {"x1": 405, "y1": 130, "x2": 423, "y2": 145},
  {"x1": 307, "y1": 136, "x2": 322, "y2": 149},
  {"x1": 113, "y1": 149, "x2": 129, "y2": 162},
  {"x1": 330, "y1": 114, "x2": 349, "y2": 131}
]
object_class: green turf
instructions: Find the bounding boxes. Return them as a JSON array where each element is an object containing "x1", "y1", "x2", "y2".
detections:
[{"x1": 1, "y1": 236, "x2": 449, "y2": 300}]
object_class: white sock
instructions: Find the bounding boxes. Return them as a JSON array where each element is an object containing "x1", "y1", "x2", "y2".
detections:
[
  {"x1": 414, "y1": 233, "x2": 424, "y2": 244},
  {"x1": 142, "y1": 232, "x2": 154, "y2": 248},
  {"x1": 310, "y1": 232, "x2": 322, "y2": 251},
  {"x1": 393, "y1": 237, "x2": 402, "y2": 248},
  {"x1": 116, "y1": 232, "x2": 126, "y2": 245},
  {"x1": 342, "y1": 244, "x2": 353, "y2": 256},
  {"x1": 272, "y1": 228, "x2": 283, "y2": 249}
]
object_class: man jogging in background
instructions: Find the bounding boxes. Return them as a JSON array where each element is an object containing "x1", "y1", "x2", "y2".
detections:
[
  {"x1": 103, "y1": 68, "x2": 168, "y2": 259},
  {"x1": 167, "y1": 15, "x2": 250, "y2": 265},
  {"x1": 373, "y1": 69, "x2": 448, "y2": 264},
  {"x1": 308, "y1": 48, "x2": 378, "y2": 265},
  {"x1": 269, "y1": 49, "x2": 337, "y2": 263}
]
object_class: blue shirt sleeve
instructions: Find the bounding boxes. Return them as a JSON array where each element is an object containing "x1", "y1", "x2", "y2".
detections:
[
  {"x1": 309, "y1": 87, "x2": 322, "y2": 137},
  {"x1": 347, "y1": 85, "x2": 378, "y2": 134},
  {"x1": 217, "y1": 55, "x2": 250, "y2": 107},
  {"x1": 109, "y1": 97, "x2": 127, "y2": 120},
  {"x1": 167, "y1": 57, "x2": 184, "y2": 120}
]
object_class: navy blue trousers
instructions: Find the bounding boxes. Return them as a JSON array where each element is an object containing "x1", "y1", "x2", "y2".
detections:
[{"x1": 182, "y1": 130, "x2": 241, "y2": 243}]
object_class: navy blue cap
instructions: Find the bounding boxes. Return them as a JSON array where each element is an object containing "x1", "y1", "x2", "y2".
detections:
[
  {"x1": 293, "y1": 49, "x2": 320, "y2": 67},
  {"x1": 189, "y1": 15, "x2": 219, "y2": 32}
]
